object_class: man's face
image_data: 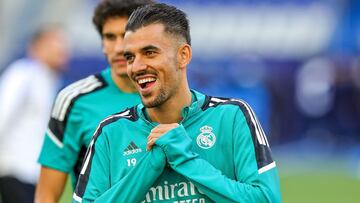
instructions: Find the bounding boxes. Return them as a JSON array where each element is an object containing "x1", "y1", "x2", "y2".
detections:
[
  {"x1": 102, "y1": 17, "x2": 128, "y2": 77},
  {"x1": 124, "y1": 23, "x2": 181, "y2": 108},
  {"x1": 33, "y1": 30, "x2": 69, "y2": 72}
]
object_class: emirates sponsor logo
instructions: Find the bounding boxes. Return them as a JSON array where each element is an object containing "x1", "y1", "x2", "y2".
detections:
[{"x1": 142, "y1": 181, "x2": 206, "y2": 203}]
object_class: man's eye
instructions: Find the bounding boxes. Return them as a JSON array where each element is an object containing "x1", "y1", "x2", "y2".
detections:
[
  {"x1": 124, "y1": 55, "x2": 134, "y2": 63},
  {"x1": 146, "y1": 51, "x2": 156, "y2": 56},
  {"x1": 103, "y1": 34, "x2": 116, "y2": 41}
]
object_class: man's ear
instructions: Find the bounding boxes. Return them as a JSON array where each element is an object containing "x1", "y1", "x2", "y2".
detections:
[{"x1": 177, "y1": 43, "x2": 192, "y2": 69}]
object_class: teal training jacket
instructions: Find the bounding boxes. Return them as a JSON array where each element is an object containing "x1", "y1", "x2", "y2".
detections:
[
  {"x1": 38, "y1": 68, "x2": 140, "y2": 188},
  {"x1": 73, "y1": 90, "x2": 281, "y2": 203}
]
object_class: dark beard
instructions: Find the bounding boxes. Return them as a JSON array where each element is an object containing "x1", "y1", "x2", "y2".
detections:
[{"x1": 143, "y1": 88, "x2": 168, "y2": 108}]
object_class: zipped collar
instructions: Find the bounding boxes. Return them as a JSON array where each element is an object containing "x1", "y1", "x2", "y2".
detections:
[{"x1": 137, "y1": 90, "x2": 206, "y2": 127}]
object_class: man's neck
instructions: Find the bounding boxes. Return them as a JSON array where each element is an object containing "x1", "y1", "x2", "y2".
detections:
[
  {"x1": 111, "y1": 71, "x2": 137, "y2": 93},
  {"x1": 147, "y1": 87, "x2": 192, "y2": 124}
]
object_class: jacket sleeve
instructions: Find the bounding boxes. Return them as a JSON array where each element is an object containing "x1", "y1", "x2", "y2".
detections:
[
  {"x1": 38, "y1": 101, "x2": 84, "y2": 173},
  {"x1": 73, "y1": 129, "x2": 166, "y2": 203},
  {"x1": 155, "y1": 114, "x2": 281, "y2": 203}
]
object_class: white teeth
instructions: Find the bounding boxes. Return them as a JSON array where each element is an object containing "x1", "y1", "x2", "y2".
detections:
[{"x1": 137, "y1": 78, "x2": 156, "y2": 85}]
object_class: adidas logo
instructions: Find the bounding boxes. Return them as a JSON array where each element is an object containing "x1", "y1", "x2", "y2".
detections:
[{"x1": 123, "y1": 141, "x2": 142, "y2": 156}]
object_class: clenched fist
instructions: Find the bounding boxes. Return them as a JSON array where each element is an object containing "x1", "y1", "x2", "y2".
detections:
[{"x1": 147, "y1": 123, "x2": 179, "y2": 151}]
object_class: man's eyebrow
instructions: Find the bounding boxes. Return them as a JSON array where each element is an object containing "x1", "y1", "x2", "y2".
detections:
[
  {"x1": 124, "y1": 45, "x2": 160, "y2": 56},
  {"x1": 141, "y1": 45, "x2": 160, "y2": 52},
  {"x1": 102, "y1": 32, "x2": 114, "y2": 36}
]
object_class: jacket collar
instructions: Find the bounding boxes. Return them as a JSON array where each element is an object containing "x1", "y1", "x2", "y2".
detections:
[{"x1": 136, "y1": 89, "x2": 206, "y2": 126}]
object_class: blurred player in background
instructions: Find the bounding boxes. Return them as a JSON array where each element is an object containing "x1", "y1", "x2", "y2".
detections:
[
  {"x1": 35, "y1": 0, "x2": 154, "y2": 203},
  {"x1": 73, "y1": 3, "x2": 281, "y2": 202},
  {"x1": 0, "y1": 26, "x2": 69, "y2": 203}
]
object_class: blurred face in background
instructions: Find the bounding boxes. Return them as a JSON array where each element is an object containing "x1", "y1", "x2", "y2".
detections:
[
  {"x1": 102, "y1": 17, "x2": 128, "y2": 77},
  {"x1": 30, "y1": 30, "x2": 70, "y2": 72}
]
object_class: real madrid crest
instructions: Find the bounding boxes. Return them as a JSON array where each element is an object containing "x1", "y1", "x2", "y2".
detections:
[{"x1": 196, "y1": 125, "x2": 216, "y2": 149}]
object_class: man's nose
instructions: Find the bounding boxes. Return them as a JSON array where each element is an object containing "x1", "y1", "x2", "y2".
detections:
[
  {"x1": 114, "y1": 38, "x2": 124, "y2": 53},
  {"x1": 131, "y1": 56, "x2": 147, "y2": 73}
]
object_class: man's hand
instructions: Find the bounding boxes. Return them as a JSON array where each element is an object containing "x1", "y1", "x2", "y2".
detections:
[{"x1": 147, "y1": 123, "x2": 179, "y2": 151}]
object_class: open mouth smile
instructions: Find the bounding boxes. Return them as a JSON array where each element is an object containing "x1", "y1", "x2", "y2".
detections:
[{"x1": 137, "y1": 77, "x2": 157, "y2": 90}]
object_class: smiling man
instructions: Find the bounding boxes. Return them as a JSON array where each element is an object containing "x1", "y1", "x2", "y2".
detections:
[
  {"x1": 73, "y1": 3, "x2": 281, "y2": 203},
  {"x1": 35, "y1": 1, "x2": 154, "y2": 203}
]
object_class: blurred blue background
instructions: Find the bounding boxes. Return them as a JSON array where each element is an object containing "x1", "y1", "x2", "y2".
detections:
[{"x1": 1, "y1": 0, "x2": 360, "y2": 202}]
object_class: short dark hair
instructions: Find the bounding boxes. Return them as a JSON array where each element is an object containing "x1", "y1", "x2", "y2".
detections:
[
  {"x1": 126, "y1": 3, "x2": 191, "y2": 45},
  {"x1": 92, "y1": 0, "x2": 154, "y2": 36}
]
